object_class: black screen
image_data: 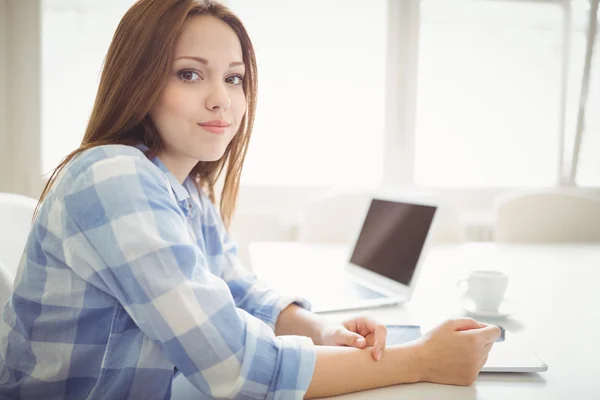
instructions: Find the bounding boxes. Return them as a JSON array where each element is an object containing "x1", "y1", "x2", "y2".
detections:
[{"x1": 349, "y1": 199, "x2": 437, "y2": 285}]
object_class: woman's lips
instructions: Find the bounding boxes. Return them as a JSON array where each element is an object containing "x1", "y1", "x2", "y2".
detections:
[
  {"x1": 198, "y1": 121, "x2": 230, "y2": 135},
  {"x1": 199, "y1": 124, "x2": 228, "y2": 134}
]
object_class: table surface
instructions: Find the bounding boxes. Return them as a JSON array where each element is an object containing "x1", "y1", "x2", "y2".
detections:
[{"x1": 248, "y1": 242, "x2": 600, "y2": 400}]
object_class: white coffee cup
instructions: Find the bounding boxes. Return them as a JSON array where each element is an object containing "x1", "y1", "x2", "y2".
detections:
[{"x1": 457, "y1": 270, "x2": 509, "y2": 313}]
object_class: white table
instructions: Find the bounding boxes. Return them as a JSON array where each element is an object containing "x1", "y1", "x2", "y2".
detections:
[{"x1": 249, "y1": 242, "x2": 600, "y2": 400}]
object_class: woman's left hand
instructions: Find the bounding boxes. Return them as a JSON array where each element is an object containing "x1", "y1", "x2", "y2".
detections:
[{"x1": 320, "y1": 316, "x2": 388, "y2": 361}]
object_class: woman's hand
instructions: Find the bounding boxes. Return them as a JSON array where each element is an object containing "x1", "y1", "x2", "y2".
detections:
[
  {"x1": 319, "y1": 315, "x2": 388, "y2": 361},
  {"x1": 412, "y1": 318, "x2": 501, "y2": 385}
]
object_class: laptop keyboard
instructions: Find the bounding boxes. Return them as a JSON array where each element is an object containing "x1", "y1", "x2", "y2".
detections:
[{"x1": 320, "y1": 280, "x2": 387, "y2": 300}]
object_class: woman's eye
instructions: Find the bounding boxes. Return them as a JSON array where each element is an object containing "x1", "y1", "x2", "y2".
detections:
[
  {"x1": 226, "y1": 74, "x2": 244, "y2": 86},
  {"x1": 178, "y1": 70, "x2": 201, "y2": 83}
]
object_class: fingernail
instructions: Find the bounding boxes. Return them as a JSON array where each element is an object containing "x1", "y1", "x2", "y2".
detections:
[
  {"x1": 376, "y1": 351, "x2": 382, "y2": 361},
  {"x1": 356, "y1": 337, "x2": 366, "y2": 346}
]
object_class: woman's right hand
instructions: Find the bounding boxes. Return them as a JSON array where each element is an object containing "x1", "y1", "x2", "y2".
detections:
[{"x1": 411, "y1": 318, "x2": 501, "y2": 386}]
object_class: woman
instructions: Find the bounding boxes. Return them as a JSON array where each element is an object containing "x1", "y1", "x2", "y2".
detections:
[{"x1": 0, "y1": 1, "x2": 500, "y2": 399}]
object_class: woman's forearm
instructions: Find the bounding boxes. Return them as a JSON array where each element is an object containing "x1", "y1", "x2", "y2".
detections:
[
  {"x1": 275, "y1": 304, "x2": 423, "y2": 397},
  {"x1": 305, "y1": 344, "x2": 422, "y2": 399},
  {"x1": 275, "y1": 304, "x2": 327, "y2": 345}
]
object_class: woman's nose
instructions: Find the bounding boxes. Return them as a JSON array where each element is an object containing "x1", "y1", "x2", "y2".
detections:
[{"x1": 206, "y1": 82, "x2": 231, "y2": 111}]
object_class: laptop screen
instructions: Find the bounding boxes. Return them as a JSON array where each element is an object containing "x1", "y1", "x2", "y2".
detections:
[{"x1": 349, "y1": 199, "x2": 437, "y2": 286}]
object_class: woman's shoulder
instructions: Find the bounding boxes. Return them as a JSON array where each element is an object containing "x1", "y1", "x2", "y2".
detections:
[
  {"x1": 55, "y1": 144, "x2": 167, "y2": 198},
  {"x1": 66, "y1": 144, "x2": 150, "y2": 175}
]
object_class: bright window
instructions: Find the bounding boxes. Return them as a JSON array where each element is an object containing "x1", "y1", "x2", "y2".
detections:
[
  {"x1": 41, "y1": 0, "x2": 136, "y2": 175},
  {"x1": 575, "y1": 25, "x2": 600, "y2": 186},
  {"x1": 41, "y1": 0, "x2": 597, "y2": 189},
  {"x1": 414, "y1": 0, "x2": 565, "y2": 187},
  {"x1": 227, "y1": 0, "x2": 387, "y2": 187},
  {"x1": 42, "y1": 0, "x2": 387, "y2": 187}
]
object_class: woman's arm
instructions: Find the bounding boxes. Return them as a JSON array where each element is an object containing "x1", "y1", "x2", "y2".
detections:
[
  {"x1": 306, "y1": 318, "x2": 501, "y2": 398},
  {"x1": 276, "y1": 303, "x2": 390, "y2": 362},
  {"x1": 274, "y1": 303, "x2": 327, "y2": 344},
  {"x1": 275, "y1": 304, "x2": 502, "y2": 397},
  {"x1": 202, "y1": 197, "x2": 319, "y2": 331},
  {"x1": 307, "y1": 344, "x2": 420, "y2": 398}
]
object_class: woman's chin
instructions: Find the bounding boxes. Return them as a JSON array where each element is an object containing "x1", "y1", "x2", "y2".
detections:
[{"x1": 195, "y1": 150, "x2": 227, "y2": 163}]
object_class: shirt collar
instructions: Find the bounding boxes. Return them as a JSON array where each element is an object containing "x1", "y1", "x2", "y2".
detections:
[{"x1": 135, "y1": 143, "x2": 195, "y2": 217}]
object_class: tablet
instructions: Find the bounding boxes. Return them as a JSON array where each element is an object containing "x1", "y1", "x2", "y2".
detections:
[{"x1": 386, "y1": 324, "x2": 505, "y2": 344}]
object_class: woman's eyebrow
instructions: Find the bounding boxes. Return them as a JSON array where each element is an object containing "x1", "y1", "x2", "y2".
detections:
[{"x1": 175, "y1": 55, "x2": 244, "y2": 68}]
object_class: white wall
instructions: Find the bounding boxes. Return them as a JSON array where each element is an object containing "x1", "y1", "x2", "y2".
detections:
[
  {"x1": 0, "y1": 1, "x2": 9, "y2": 188},
  {"x1": 0, "y1": 0, "x2": 42, "y2": 197}
]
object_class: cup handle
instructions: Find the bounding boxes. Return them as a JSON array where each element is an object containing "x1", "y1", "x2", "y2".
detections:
[{"x1": 457, "y1": 279, "x2": 468, "y2": 293}]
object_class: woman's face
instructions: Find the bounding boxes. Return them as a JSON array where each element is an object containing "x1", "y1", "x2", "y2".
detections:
[{"x1": 150, "y1": 15, "x2": 246, "y2": 181}]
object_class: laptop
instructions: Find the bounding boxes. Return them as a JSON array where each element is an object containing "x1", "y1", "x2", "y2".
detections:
[
  {"x1": 300, "y1": 196, "x2": 439, "y2": 314},
  {"x1": 387, "y1": 325, "x2": 548, "y2": 373}
]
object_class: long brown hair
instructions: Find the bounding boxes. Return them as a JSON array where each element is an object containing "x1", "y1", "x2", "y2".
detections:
[{"x1": 35, "y1": 0, "x2": 257, "y2": 229}]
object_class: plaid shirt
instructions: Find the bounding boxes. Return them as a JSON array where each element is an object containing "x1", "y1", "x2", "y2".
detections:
[{"x1": 0, "y1": 145, "x2": 316, "y2": 399}]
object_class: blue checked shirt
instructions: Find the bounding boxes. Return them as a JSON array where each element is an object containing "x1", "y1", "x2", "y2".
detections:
[{"x1": 0, "y1": 144, "x2": 316, "y2": 399}]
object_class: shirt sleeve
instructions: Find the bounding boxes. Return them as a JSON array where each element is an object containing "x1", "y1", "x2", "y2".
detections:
[
  {"x1": 61, "y1": 154, "x2": 316, "y2": 399},
  {"x1": 201, "y1": 196, "x2": 312, "y2": 331}
]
